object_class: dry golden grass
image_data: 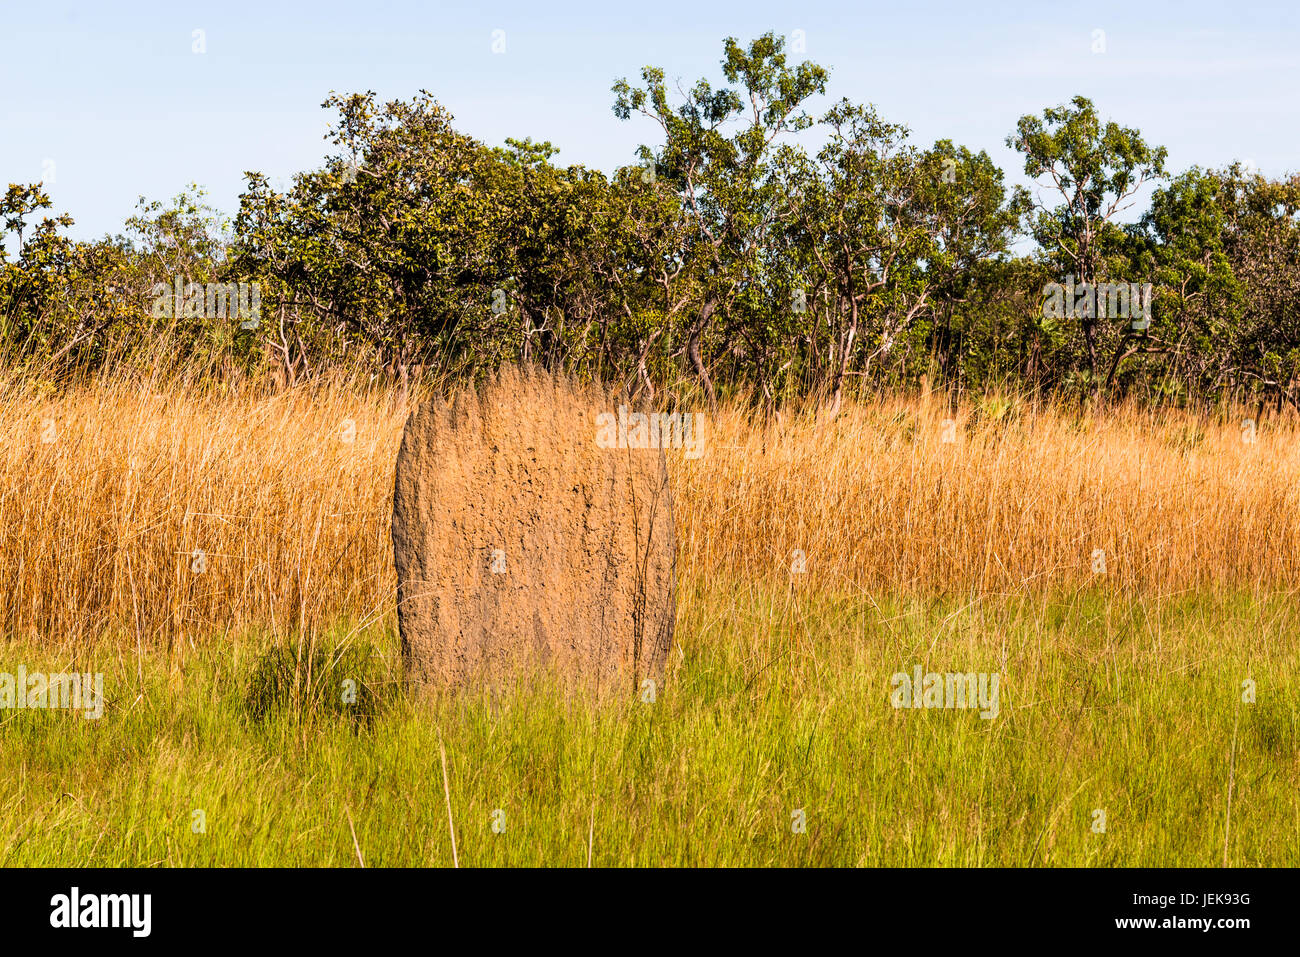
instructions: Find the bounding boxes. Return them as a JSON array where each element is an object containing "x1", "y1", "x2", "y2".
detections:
[
  {"x1": 3, "y1": 374, "x2": 1298, "y2": 649},
  {"x1": 681, "y1": 391, "x2": 1300, "y2": 595},
  {"x1": 2, "y1": 374, "x2": 401, "y2": 649}
]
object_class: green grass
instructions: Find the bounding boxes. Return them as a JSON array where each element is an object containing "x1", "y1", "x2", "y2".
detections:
[{"x1": 2, "y1": 580, "x2": 1297, "y2": 866}]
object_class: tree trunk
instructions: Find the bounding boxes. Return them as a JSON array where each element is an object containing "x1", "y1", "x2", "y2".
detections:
[
  {"x1": 689, "y1": 300, "x2": 718, "y2": 412},
  {"x1": 826, "y1": 297, "x2": 859, "y2": 420}
]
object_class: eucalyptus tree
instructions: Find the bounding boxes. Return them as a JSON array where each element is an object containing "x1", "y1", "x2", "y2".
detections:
[
  {"x1": 1130, "y1": 166, "x2": 1244, "y2": 402},
  {"x1": 0, "y1": 185, "x2": 150, "y2": 373},
  {"x1": 777, "y1": 99, "x2": 919, "y2": 413},
  {"x1": 233, "y1": 91, "x2": 504, "y2": 390},
  {"x1": 599, "y1": 164, "x2": 695, "y2": 400},
  {"x1": 612, "y1": 31, "x2": 828, "y2": 408},
  {"x1": 910, "y1": 141, "x2": 1029, "y2": 389},
  {"x1": 0, "y1": 184, "x2": 76, "y2": 363},
  {"x1": 1213, "y1": 168, "x2": 1300, "y2": 407},
  {"x1": 1009, "y1": 95, "x2": 1167, "y2": 395}
]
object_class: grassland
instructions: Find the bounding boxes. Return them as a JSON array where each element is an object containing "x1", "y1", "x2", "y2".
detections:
[{"x1": 1, "y1": 371, "x2": 1297, "y2": 865}]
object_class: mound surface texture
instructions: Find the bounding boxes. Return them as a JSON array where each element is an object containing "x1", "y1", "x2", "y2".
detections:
[{"x1": 392, "y1": 368, "x2": 675, "y2": 695}]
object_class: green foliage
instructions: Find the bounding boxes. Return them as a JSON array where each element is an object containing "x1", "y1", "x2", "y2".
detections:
[
  {"x1": 244, "y1": 639, "x2": 385, "y2": 729},
  {"x1": 2, "y1": 183, "x2": 252, "y2": 376},
  {"x1": 1009, "y1": 95, "x2": 1170, "y2": 394},
  {"x1": 4, "y1": 39, "x2": 1300, "y2": 410}
]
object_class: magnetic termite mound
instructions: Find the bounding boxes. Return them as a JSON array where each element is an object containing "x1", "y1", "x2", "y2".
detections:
[{"x1": 392, "y1": 367, "x2": 676, "y2": 697}]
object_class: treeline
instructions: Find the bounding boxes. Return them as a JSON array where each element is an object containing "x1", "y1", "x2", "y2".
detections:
[{"x1": 2, "y1": 32, "x2": 1298, "y2": 411}]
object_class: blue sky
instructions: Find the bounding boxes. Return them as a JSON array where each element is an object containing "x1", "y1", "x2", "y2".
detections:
[{"x1": 3, "y1": 0, "x2": 1297, "y2": 241}]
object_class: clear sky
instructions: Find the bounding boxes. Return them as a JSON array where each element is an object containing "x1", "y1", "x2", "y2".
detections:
[{"x1": 3, "y1": 0, "x2": 1297, "y2": 241}]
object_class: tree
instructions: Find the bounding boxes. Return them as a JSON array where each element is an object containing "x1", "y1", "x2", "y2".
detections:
[
  {"x1": 1009, "y1": 96, "x2": 1168, "y2": 396},
  {"x1": 232, "y1": 91, "x2": 504, "y2": 391},
  {"x1": 912, "y1": 141, "x2": 1029, "y2": 390},
  {"x1": 613, "y1": 31, "x2": 828, "y2": 409}
]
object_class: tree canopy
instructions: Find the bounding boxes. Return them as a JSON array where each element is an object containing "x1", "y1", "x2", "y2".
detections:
[{"x1": 4, "y1": 32, "x2": 1298, "y2": 413}]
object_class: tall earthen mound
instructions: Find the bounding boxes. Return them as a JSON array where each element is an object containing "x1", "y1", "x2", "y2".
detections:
[{"x1": 392, "y1": 367, "x2": 676, "y2": 696}]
